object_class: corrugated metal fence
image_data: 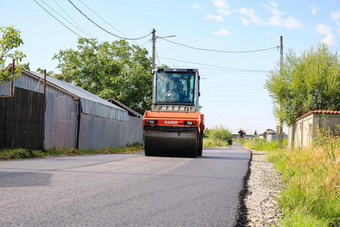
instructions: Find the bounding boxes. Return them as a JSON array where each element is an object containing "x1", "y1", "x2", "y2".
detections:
[
  {"x1": 0, "y1": 88, "x2": 45, "y2": 150},
  {"x1": 44, "y1": 94, "x2": 78, "y2": 149},
  {"x1": 1, "y1": 87, "x2": 143, "y2": 150}
]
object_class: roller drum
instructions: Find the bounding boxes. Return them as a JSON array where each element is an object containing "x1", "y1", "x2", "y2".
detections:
[{"x1": 144, "y1": 130, "x2": 198, "y2": 158}]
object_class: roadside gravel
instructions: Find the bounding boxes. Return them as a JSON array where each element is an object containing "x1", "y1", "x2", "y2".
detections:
[{"x1": 245, "y1": 150, "x2": 284, "y2": 226}]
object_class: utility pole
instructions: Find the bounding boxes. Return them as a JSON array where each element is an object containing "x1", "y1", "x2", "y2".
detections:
[
  {"x1": 279, "y1": 35, "x2": 283, "y2": 148},
  {"x1": 152, "y1": 28, "x2": 156, "y2": 70},
  {"x1": 151, "y1": 29, "x2": 176, "y2": 70}
]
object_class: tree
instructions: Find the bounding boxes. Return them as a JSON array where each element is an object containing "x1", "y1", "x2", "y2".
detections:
[
  {"x1": 266, "y1": 44, "x2": 340, "y2": 126},
  {"x1": 0, "y1": 26, "x2": 26, "y2": 85},
  {"x1": 53, "y1": 38, "x2": 152, "y2": 114}
]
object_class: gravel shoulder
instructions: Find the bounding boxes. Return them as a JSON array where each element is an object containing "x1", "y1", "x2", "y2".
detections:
[{"x1": 245, "y1": 150, "x2": 283, "y2": 226}]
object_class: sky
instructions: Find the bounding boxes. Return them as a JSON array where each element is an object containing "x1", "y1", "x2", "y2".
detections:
[{"x1": 2, "y1": 0, "x2": 340, "y2": 133}]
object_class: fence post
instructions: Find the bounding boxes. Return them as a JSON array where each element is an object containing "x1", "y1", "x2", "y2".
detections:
[
  {"x1": 43, "y1": 69, "x2": 46, "y2": 94},
  {"x1": 10, "y1": 59, "x2": 15, "y2": 96}
]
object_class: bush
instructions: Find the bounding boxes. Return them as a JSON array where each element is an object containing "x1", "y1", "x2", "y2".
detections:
[{"x1": 209, "y1": 125, "x2": 232, "y2": 141}]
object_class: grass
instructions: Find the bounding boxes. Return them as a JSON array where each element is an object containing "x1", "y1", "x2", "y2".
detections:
[
  {"x1": 243, "y1": 137, "x2": 287, "y2": 151},
  {"x1": 203, "y1": 138, "x2": 230, "y2": 148},
  {"x1": 250, "y1": 134, "x2": 339, "y2": 227},
  {"x1": 0, "y1": 143, "x2": 144, "y2": 161}
]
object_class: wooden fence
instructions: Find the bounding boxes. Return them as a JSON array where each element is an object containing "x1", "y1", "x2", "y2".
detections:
[{"x1": 0, "y1": 88, "x2": 45, "y2": 150}]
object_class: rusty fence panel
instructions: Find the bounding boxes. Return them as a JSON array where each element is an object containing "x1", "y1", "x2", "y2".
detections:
[{"x1": 0, "y1": 87, "x2": 45, "y2": 150}]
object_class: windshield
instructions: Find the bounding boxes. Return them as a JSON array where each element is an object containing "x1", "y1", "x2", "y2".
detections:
[{"x1": 155, "y1": 72, "x2": 195, "y2": 103}]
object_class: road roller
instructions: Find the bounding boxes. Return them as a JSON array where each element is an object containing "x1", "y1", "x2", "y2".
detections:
[{"x1": 143, "y1": 68, "x2": 205, "y2": 158}]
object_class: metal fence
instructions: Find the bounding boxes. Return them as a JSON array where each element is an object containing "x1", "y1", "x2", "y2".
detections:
[
  {"x1": 1, "y1": 84, "x2": 143, "y2": 150},
  {"x1": 44, "y1": 94, "x2": 78, "y2": 149},
  {"x1": 0, "y1": 88, "x2": 45, "y2": 150}
]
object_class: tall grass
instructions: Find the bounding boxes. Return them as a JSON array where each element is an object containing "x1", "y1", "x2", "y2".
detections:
[
  {"x1": 243, "y1": 138, "x2": 287, "y2": 151},
  {"x1": 268, "y1": 134, "x2": 340, "y2": 226},
  {"x1": 0, "y1": 143, "x2": 144, "y2": 160}
]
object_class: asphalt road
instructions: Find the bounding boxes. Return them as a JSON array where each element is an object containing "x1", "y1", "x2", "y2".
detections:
[{"x1": 0, "y1": 146, "x2": 250, "y2": 226}]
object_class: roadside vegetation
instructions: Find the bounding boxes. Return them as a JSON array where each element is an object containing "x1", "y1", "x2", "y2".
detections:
[
  {"x1": 243, "y1": 138, "x2": 287, "y2": 151},
  {"x1": 245, "y1": 134, "x2": 339, "y2": 227},
  {"x1": 203, "y1": 125, "x2": 233, "y2": 148},
  {"x1": 0, "y1": 143, "x2": 144, "y2": 161}
]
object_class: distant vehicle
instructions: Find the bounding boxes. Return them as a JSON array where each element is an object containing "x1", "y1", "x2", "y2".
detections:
[{"x1": 143, "y1": 68, "x2": 205, "y2": 158}]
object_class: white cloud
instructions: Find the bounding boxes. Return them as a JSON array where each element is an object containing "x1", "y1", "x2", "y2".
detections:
[
  {"x1": 283, "y1": 16, "x2": 302, "y2": 29},
  {"x1": 190, "y1": 3, "x2": 203, "y2": 10},
  {"x1": 217, "y1": 9, "x2": 231, "y2": 16},
  {"x1": 205, "y1": 14, "x2": 224, "y2": 22},
  {"x1": 237, "y1": 7, "x2": 264, "y2": 26},
  {"x1": 310, "y1": 3, "x2": 317, "y2": 15},
  {"x1": 331, "y1": 10, "x2": 340, "y2": 25},
  {"x1": 269, "y1": 1, "x2": 278, "y2": 7},
  {"x1": 213, "y1": 0, "x2": 229, "y2": 9},
  {"x1": 316, "y1": 24, "x2": 336, "y2": 45},
  {"x1": 240, "y1": 17, "x2": 249, "y2": 26},
  {"x1": 266, "y1": 32, "x2": 272, "y2": 36},
  {"x1": 262, "y1": 3, "x2": 302, "y2": 29},
  {"x1": 213, "y1": 28, "x2": 233, "y2": 35}
]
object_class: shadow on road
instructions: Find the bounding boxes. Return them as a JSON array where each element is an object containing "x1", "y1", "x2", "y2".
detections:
[{"x1": 0, "y1": 171, "x2": 51, "y2": 187}]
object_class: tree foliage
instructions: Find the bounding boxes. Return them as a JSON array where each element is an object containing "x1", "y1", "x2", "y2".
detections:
[
  {"x1": 53, "y1": 38, "x2": 152, "y2": 114},
  {"x1": 209, "y1": 125, "x2": 232, "y2": 140},
  {"x1": 266, "y1": 44, "x2": 340, "y2": 126},
  {"x1": 0, "y1": 26, "x2": 26, "y2": 85}
]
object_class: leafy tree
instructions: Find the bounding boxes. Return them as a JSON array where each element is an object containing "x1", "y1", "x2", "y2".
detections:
[
  {"x1": 0, "y1": 26, "x2": 26, "y2": 85},
  {"x1": 266, "y1": 44, "x2": 340, "y2": 126},
  {"x1": 210, "y1": 125, "x2": 232, "y2": 140},
  {"x1": 53, "y1": 38, "x2": 152, "y2": 114},
  {"x1": 36, "y1": 68, "x2": 56, "y2": 77}
]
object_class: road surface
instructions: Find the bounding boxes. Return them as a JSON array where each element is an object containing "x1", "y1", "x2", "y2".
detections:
[{"x1": 0, "y1": 146, "x2": 250, "y2": 226}]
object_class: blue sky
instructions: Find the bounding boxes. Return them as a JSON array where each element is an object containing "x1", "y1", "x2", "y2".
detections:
[{"x1": 2, "y1": 0, "x2": 340, "y2": 133}]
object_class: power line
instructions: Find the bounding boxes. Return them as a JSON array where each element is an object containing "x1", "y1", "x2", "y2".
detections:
[
  {"x1": 158, "y1": 37, "x2": 279, "y2": 53},
  {"x1": 33, "y1": 0, "x2": 81, "y2": 37},
  {"x1": 67, "y1": 0, "x2": 152, "y2": 40},
  {"x1": 53, "y1": 0, "x2": 94, "y2": 38},
  {"x1": 158, "y1": 56, "x2": 269, "y2": 73},
  {"x1": 40, "y1": 0, "x2": 91, "y2": 38},
  {"x1": 77, "y1": 0, "x2": 127, "y2": 38}
]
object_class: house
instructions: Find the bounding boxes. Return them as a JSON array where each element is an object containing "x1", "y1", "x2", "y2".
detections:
[
  {"x1": 262, "y1": 129, "x2": 277, "y2": 142},
  {"x1": 0, "y1": 69, "x2": 143, "y2": 150},
  {"x1": 288, "y1": 110, "x2": 340, "y2": 148},
  {"x1": 231, "y1": 129, "x2": 257, "y2": 140}
]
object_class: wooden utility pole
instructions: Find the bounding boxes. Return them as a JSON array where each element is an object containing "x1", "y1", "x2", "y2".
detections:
[
  {"x1": 152, "y1": 28, "x2": 156, "y2": 69},
  {"x1": 43, "y1": 69, "x2": 47, "y2": 94},
  {"x1": 10, "y1": 59, "x2": 15, "y2": 96},
  {"x1": 279, "y1": 35, "x2": 283, "y2": 148}
]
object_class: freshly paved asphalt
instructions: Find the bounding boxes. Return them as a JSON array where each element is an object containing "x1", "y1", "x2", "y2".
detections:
[{"x1": 0, "y1": 145, "x2": 250, "y2": 226}]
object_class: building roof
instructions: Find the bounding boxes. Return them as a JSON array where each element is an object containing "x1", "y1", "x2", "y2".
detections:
[
  {"x1": 263, "y1": 129, "x2": 276, "y2": 134},
  {"x1": 296, "y1": 110, "x2": 340, "y2": 121},
  {"x1": 0, "y1": 69, "x2": 129, "y2": 121},
  {"x1": 107, "y1": 98, "x2": 142, "y2": 118}
]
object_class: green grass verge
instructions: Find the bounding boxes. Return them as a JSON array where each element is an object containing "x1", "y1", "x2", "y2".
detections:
[
  {"x1": 203, "y1": 138, "x2": 230, "y2": 148},
  {"x1": 0, "y1": 143, "x2": 144, "y2": 161},
  {"x1": 264, "y1": 136, "x2": 339, "y2": 227},
  {"x1": 243, "y1": 138, "x2": 287, "y2": 151}
]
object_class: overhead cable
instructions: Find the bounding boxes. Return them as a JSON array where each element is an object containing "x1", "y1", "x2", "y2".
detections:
[
  {"x1": 158, "y1": 56, "x2": 269, "y2": 73},
  {"x1": 158, "y1": 37, "x2": 279, "y2": 53},
  {"x1": 53, "y1": 0, "x2": 94, "y2": 38},
  {"x1": 77, "y1": 0, "x2": 128, "y2": 38},
  {"x1": 34, "y1": 0, "x2": 81, "y2": 37},
  {"x1": 68, "y1": 0, "x2": 151, "y2": 40},
  {"x1": 40, "y1": 0, "x2": 91, "y2": 38}
]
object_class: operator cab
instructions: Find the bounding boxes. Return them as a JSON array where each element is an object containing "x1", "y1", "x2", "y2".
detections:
[{"x1": 151, "y1": 68, "x2": 200, "y2": 113}]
